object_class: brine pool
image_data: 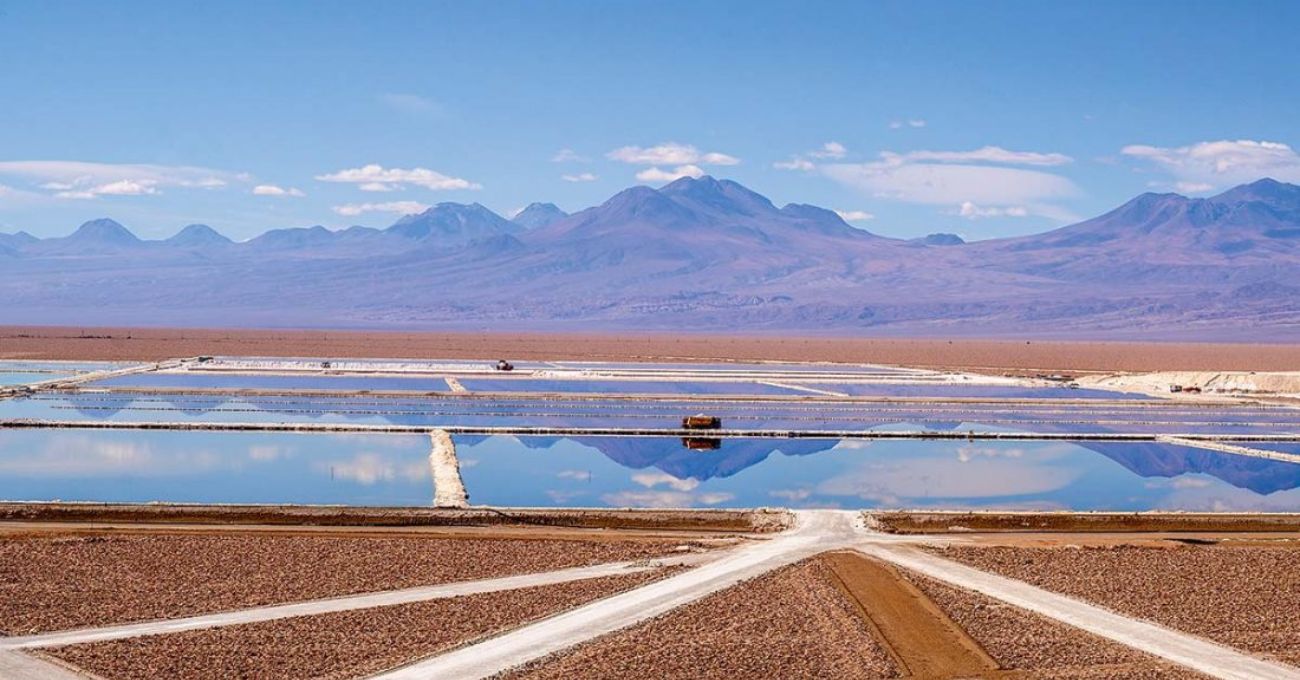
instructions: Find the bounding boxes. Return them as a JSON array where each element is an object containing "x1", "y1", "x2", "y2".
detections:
[{"x1": 3, "y1": 429, "x2": 1299, "y2": 511}]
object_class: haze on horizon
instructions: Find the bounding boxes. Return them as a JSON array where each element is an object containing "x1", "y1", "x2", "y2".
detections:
[{"x1": 1, "y1": 0, "x2": 1298, "y2": 241}]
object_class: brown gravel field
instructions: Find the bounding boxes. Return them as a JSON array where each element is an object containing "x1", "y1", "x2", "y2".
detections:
[
  {"x1": 4, "y1": 325, "x2": 1300, "y2": 372},
  {"x1": 0, "y1": 532, "x2": 688, "y2": 635},
  {"x1": 930, "y1": 544, "x2": 1300, "y2": 662},
  {"x1": 869, "y1": 511, "x2": 1300, "y2": 535},
  {"x1": 47, "y1": 570, "x2": 665, "y2": 680},
  {"x1": 0, "y1": 502, "x2": 781, "y2": 533},
  {"x1": 904, "y1": 572, "x2": 1197, "y2": 678},
  {"x1": 503, "y1": 558, "x2": 899, "y2": 680}
]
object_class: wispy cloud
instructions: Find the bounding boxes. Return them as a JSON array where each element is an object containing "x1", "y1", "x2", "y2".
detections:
[
  {"x1": 316, "y1": 164, "x2": 481, "y2": 192},
  {"x1": 252, "y1": 184, "x2": 305, "y2": 197},
  {"x1": 774, "y1": 142, "x2": 848, "y2": 171},
  {"x1": 835, "y1": 209, "x2": 874, "y2": 222},
  {"x1": 810, "y1": 142, "x2": 847, "y2": 159},
  {"x1": 0, "y1": 160, "x2": 241, "y2": 200},
  {"x1": 636, "y1": 164, "x2": 704, "y2": 183},
  {"x1": 332, "y1": 200, "x2": 429, "y2": 217},
  {"x1": 601, "y1": 490, "x2": 734, "y2": 507},
  {"x1": 561, "y1": 172, "x2": 598, "y2": 182},
  {"x1": 631, "y1": 471, "x2": 699, "y2": 492},
  {"x1": 54, "y1": 179, "x2": 161, "y2": 200},
  {"x1": 822, "y1": 146, "x2": 1079, "y2": 222},
  {"x1": 608, "y1": 142, "x2": 739, "y2": 166},
  {"x1": 773, "y1": 158, "x2": 816, "y2": 171},
  {"x1": 952, "y1": 202, "x2": 1029, "y2": 219},
  {"x1": 1122, "y1": 139, "x2": 1300, "y2": 191},
  {"x1": 889, "y1": 119, "x2": 927, "y2": 129},
  {"x1": 552, "y1": 148, "x2": 588, "y2": 163},
  {"x1": 311, "y1": 452, "x2": 427, "y2": 485},
  {"x1": 884, "y1": 146, "x2": 1072, "y2": 167},
  {"x1": 379, "y1": 93, "x2": 441, "y2": 116}
]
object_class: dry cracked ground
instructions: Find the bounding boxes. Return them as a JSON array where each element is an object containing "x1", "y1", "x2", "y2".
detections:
[{"x1": 2, "y1": 522, "x2": 1298, "y2": 679}]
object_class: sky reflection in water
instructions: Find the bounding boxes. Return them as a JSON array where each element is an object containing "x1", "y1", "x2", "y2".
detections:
[{"x1": 1, "y1": 430, "x2": 1298, "y2": 512}]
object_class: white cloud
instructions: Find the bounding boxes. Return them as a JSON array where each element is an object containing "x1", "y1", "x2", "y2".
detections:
[
  {"x1": 0, "y1": 160, "x2": 239, "y2": 200},
  {"x1": 818, "y1": 454, "x2": 1078, "y2": 500},
  {"x1": 557, "y1": 469, "x2": 592, "y2": 481},
  {"x1": 316, "y1": 164, "x2": 481, "y2": 192},
  {"x1": 769, "y1": 488, "x2": 812, "y2": 502},
  {"x1": 883, "y1": 146, "x2": 1072, "y2": 167},
  {"x1": 835, "y1": 209, "x2": 874, "y2": 222},
  {"x1": 773, "y1": 158, "x2": 816, "y2": 171},
  {"x1": 552, "y1": 148, "x2": 588, "y2": 163},
  {"x1": 890, "y1": 119, "x2": 927, "y2": 129},
  {"x1": 331, "y1": 200, "x2": 430, "y2": 217},
  {"x1": 822, "y1": 148, "x2": 1079, "y2": 222},
  {"x1": 608, "y1": 142, "x2": 739, "y2": 166},
  {"x1": 379, "y1": 93, "x2": 440, "y2": 115},
  {"x1": 1175, "y1": 182, "x2": 1214, "y2": 194},
  {"x1": 600, "y1": 490, "x2": 734, "y2": 507},
  {"x1": 252, "y1": 184, "x2": 305, "y2": 197},
  {"x1": 631, "y1": 471, "x2": 699, "y2": 492},
  {"x1": 953, "y1": 202, "x2": 1030, "y2": 219},
  {"x1": 774, "y1": 142, "x2": 848, "y2": 172},
  {"x1": 636, "y1": 164, "x2": 705, "y2": 183},
  {"x1": 312, "y1": 453, "x2": 427, "y2": 485},
  {"x1": 561, "y1": 172, "x2": 598, "y2": 182},
  {"x1": 809, "y1": 141, "x2": 847, "y2": 159},
  {"x1": 55, "y1": 179, "x2": 161, "y2": 199},
  {"x1": 1122, "y1": 139, "x2": 1300, "y2": 190}
]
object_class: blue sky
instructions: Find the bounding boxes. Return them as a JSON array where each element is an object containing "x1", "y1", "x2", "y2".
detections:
[{"x1": 1, "y1": 0, "x2": 1298, "y2": 241}]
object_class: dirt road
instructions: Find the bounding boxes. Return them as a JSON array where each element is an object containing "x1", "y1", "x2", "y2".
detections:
[{"x1": 823, "y1": 550, "x2": 998, "y2": 677}]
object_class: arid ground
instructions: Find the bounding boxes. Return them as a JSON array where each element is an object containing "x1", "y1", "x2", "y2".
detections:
[
  {"x1": 5, "y1": 325, "x2": 1300, "y2": 373},
  {"x1": 2, "y1": 508, "x2": 1298, "y2": 679}
]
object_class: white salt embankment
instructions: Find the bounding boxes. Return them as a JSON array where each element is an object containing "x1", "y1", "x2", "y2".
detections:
[
  {"x1": 1079, "y1": 371, "x2": 1300, "y2": 399},
  {"x1": 430, "y1": 430, "x2": 470, "y2": 508}
]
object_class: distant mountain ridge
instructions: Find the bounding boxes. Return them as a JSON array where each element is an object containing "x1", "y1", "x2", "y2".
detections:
[
  {"x1": 511, "y1": 202, "x2": 568, "y2": 230},
  {"x1": 2, "y1": 177, "x2": 1298, "y2": 339}
]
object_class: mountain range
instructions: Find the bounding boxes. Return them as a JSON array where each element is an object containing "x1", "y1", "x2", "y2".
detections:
[{"x1": 3, "y1": 176, "x2": 1299, "y2": 339}]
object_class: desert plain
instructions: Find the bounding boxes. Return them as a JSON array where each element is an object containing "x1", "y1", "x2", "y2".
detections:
[{"x1": 1, "y1": 327, "x2": 1298, "y2": 679}]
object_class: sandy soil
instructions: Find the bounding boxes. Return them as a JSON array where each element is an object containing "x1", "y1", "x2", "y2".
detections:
[
  {"x1": 46, "y1": 570, "x2": 666, "y2": 680},
  {"x1": 4, "y1": 325, "x2": 1300, "y2": 372},
  {"x1": 0, "y1": 532, "x2": 691, "y2": 635},
  {"x1": 868, "y1": 511, "x2": 1300, "y2": 534},
  {"x1": 503, "y1": 557, "x2": 899, "y2": 680},
  {"x1": 904, "y1": 572, "x2": 1198, "y2": 677},
  {"x1": 930, "y1": 544, "x2": 1300, "y2": 662}
]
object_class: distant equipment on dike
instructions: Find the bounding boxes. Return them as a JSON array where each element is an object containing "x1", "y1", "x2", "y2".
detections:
[
  {"x1": 683, "y1": 414, "x2": 722, "y2": 429},
  {"x1": 495, "y1": 359, "x2": 514, "y2": 372}
]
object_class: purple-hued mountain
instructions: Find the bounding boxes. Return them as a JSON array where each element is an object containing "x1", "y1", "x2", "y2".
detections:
[
  {"x1": 511, "y1": 202, "x2": 568, "y2": 230},
  {"x1": 166, "y1": 224, "x2": 233, "y2": 248},
  {"x1": 914, "y1": 233, "x2": 965, "y2": 246},
  {"x1": 385, "y1": 202, "x2": 519, "y2": 244},
  {"x1": 1, "y1": 176, "x2": 1298, "y2": 339}
]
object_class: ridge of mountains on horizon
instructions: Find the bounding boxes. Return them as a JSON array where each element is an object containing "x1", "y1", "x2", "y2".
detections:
[{"x1": 3, "y1": 176, "x2": 1300, "y2": 340}]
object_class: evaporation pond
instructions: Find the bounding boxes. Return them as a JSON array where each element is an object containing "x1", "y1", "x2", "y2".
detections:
[
  {"x1": 3, "y1": 429, "x2": 1298, "y2": 511},
  {"x1": 92, "y1": 372, "x2": 455, "y2": 391}
]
